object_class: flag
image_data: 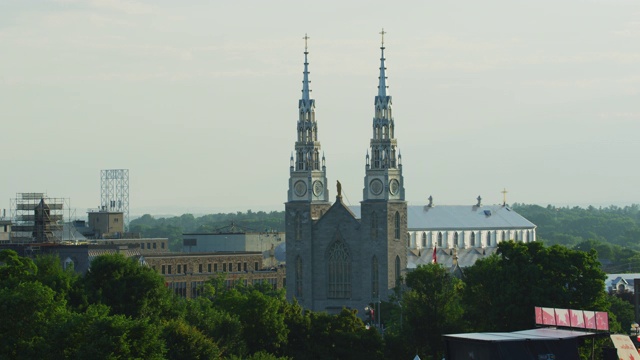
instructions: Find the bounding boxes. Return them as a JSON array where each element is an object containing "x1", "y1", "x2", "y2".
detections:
[{"x1": 432, "y1": 246, "x2": 437, "y2": 264}]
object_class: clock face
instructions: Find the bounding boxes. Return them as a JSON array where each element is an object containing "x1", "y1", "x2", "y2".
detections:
[
  {"x1": 389, "y1": 179, "x2": 400, "y2": 195},
  {"x1": 370, "y1": 179, "x2": 383, "y2": 195},
  {"x1": 294, "y1": 181, "x2": 307, "y2": 197},
  {"x1": 312, "y1": 180, "x2": 324, "y2": 196}
]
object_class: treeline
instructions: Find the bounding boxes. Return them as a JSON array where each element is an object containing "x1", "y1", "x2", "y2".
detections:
[
  {"x1": 0, "y1": 249, "x2": 383, "y2": 360},
  {"x1": 0, "y1": 242, "x2": 634, "y2": 359},
  {"x1": 130, "y1": 210, "x2": 285, "y2": 250},
  {"x1": 512, "y1": 204, "x2": 640, "y2": 272}
]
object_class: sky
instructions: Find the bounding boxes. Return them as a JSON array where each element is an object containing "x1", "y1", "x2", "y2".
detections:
[{"x1": 1, "y1": 0, "x2": 639, "y2": 217}]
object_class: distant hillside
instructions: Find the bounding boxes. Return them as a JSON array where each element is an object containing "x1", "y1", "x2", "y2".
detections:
[
  {"x1": 512, "y1": 203, "x2": 640, "y2": 272},
  {"x1": 129, "y1": 210, "x2": 285, "y2": 250}
]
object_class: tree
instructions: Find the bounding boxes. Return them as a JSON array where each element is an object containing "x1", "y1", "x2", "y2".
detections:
[
  {"x1": 50, "y1": 304, "x2": 165, "y2": 360},
  {"x1": 161, "y1": 319, "x2": 222, "y2": 360},
  {"x1": 402, "y1": 264, "x2": 465, "y2": 359},
  {"x1": 463, "y1": 241, "x2": 608, "y2": 332},
  {"x1": 0, "y1": 281, "x2": 66, "y2": 359},
  {"x1": 83, "y1": 254, "x2": 172, "y2": 318}
]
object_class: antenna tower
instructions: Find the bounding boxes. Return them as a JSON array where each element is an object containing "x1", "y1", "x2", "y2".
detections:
[{"x1": 100, "y1": 169, "x2": 130, "y2": 230}]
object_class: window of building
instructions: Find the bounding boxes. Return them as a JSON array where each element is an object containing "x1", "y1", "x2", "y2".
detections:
[
  {"x1": 162, "y1": 265, "x2": 166, "y2": 274},
  {"x1": 254, "y1": 262, "x2": 259, "y2": 271},
  {"x1": 199, "y1": 264, "x2": 203, "y2": 273},
  {"x1": 140, "y1": 243, "x2": 144, "y2": 249},
  {"x1": 223, "y1": 263, "x2": 227, "y2": 272},
  {"x1": 167, "y1": 265, "x2": 172, "y2": 275},
  {"x1": 470, "y1": 232, "x2": 476, "y2": 247},
  {"x1": 178, "y1": 265, "x2": 182, "y2": 273},
  {"x1": 237, "y1": 263, "x2": 241, "y2": 272},
  {"x1": 422, "y1": 232, "x2": 427, "y2": 247},
  {"x1": 153, "y1": 243, "x2": 157, "y2": 249},
  {"x1": 295, "y1": 256, "x2": 303, "y2": 298},
  {"x1": 327, "y1": 239, "x2": 351, "y2": 299},
  {"x1": 214, "y1": 263, "x2": 218, "y2": 272},
  {"x1": 454, "y1": 232, "x2": 459, "y2": 247},
  {"x1": 147, "y1": 243, "x2": 151, "y2": 249},
  {"x1": 371, "y1": 256, "x2": 379, "y2": 299},
  {"x1": 229, "y1": 263, "x2": 232, "y2": 272},
  {"x1": 243, "y1": 262, "x2": 247, "y2": 272},
  {"x1": 184, "y1": 264, "x2": 187, "y2": 274},
  {"x1": 394, "y1": 211, "x2": 400, "y2": 240},
  {"x1": 438, "y1": 232, "x2": 443, "y2": 247},
  {"x1": 502, "y1": 231, "x2": 506, "y2": 241},
  {"x1": 486, "y1": 232, "x2": 491, "y2": 247},
  {"x1": 161, "y1": 242, "x2": 165, "y2": 249}
]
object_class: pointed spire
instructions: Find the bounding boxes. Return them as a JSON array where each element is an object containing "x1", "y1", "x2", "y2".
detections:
[
  {"x1": 377, "y1": 28, "x2": 388, "y2": 98},
  {"x1": 302, "y1": 33, "x2": 311, "y2": 101}
]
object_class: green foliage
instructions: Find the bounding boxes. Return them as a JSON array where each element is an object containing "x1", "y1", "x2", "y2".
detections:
[
  {"x1": 0, "y1": 281, "x2": 66, "y2": 359},
  {"x1": 462, "y1": 241, "x2": 608, "y2": 332},
  {"x1": 402, "y1": 264, "x2": 465, "y2": 359},
  {"x1": 83, "y1": 254, "x2": 173, "y2": 318},
  {"x1": 51, "y1": 304, "x2": 166, "y2": 360},
  {"x1": 0, "y1": 249, "x2": 37, "y2": 284},
  {"x1": 161, "y1": 319, "x2": 222, "y2": 360},
  {"x1": 512, "y1": 204, "x2": 640, "y2": 270}
]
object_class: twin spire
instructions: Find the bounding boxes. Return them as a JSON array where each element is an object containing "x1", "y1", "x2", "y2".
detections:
[
  {"x1": 301, "y1": 33, "x2": 311, "y2": 103},
  {"x1": 378, "y1": 28, "x2": 388, "y2": 98}
]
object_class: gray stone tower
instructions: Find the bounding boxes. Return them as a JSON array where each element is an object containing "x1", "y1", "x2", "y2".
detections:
[
  {"x1": 361, "y1": 29, "x2": 408, "y2": 300},
  {"x1": 285, "y1": 35, "x2": 331, "y2": 305}
]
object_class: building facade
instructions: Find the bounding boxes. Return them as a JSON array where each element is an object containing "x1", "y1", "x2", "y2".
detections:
[{"x1": 285, "y1": 33, "x2": 406, "y2": 313}]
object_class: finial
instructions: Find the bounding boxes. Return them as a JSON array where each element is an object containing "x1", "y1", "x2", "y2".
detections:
[
  {"x1": 336, "y1": 180, "x2": 342, "y2": 198},
  {"x1": 379, "y1": 28, "x2": 386, "y2": 47},
  {"x1": 303, "y1": 33, "x2": 310, "y2": 52},
  {"x1": 501, "y1": 188, "x2": 508, "y2": 206},
  {"x1": 428, "y1": 195, "x2": 433, "y2": 207}
]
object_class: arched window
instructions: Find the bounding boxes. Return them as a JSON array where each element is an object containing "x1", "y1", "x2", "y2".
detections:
[
  {"x1": 454, "y1": 232, "x2": 459, "y2": 247},
  {"x1": 438, "y1": 232, "x2": 443, "y2": 247},
  {"x1": 295, "y1": 212, "x2": 302, "y2": 241},
  {"x1": 395, "y1": 255, "x2": 401, "y2": 288},
  {"x1": 470, "y1": 232, "x2": 476, "y2": 247},
  {"x1": 486, "y1": 232, "x2": 491, "y2": 247},
  {"x1": 422, "y1": 232, "x2": 427, "y2": 247},
  {"x1": 371, "y1": 212, "x2": 378, "y2": 239},
  {"x1": 502, "y1": 231, "x2": 506, "y2": 241},
  {"x1": 295, "y1": 256, "x2": 303, "y2": 298},
  {"x1": 371, "y1": 256, "x2": 379, "y2": 298},
  {"x1": 327, "y1": 240, "x2": 351, "y2": 299},
  {"x1": 394, "y1": 212, "x2": 401, "y2": 240}
]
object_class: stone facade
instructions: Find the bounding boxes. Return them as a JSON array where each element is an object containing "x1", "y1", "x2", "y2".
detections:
[
  {"x1": 285, "y1": 36, "x2": 407, "y2": 314},
  {"x1": 144, "y1": 252, "x2": 285, "y2": 298}
]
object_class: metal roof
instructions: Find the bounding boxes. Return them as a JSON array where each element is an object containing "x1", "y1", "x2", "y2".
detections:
[{"x1": 350, "y1": 204, "x2": 536, "y2": 230}]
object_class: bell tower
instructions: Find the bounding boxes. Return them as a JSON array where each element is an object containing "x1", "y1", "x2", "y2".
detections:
[
  {"x1": 286, "y1": 34, "x2": 331, "y2": 305},
  {"x1": 361, "y1": 29, "x2": 407, "y2": 301}
]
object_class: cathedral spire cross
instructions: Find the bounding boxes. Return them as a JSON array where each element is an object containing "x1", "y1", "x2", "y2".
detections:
[
  {"x1": 501, "y1": 188, "x2": 508, "y2": 206},
  {"x1": 303, "y1": 33, "x2": 310, "y2": 52}
]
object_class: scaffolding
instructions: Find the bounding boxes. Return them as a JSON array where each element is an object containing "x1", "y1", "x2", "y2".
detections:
[
  {"x1": 10, "y1": 193, "x2": 69, "y2": 243},
  {"x1": 100, "y1": 169, "x2": 130, "y2": 231}
]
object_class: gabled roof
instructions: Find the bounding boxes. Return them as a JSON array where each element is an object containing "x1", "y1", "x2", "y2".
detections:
[
  {"x1": 350, "y1": 204, "x2": 536, "y2": 230},
  {"x1": 408, "y1": 205, "x2": 535, "y2": 230}
]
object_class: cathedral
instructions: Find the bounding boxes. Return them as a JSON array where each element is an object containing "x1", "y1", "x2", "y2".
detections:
[{"x1": 285, "y1": 32, "x2": 407, "y2": 313}]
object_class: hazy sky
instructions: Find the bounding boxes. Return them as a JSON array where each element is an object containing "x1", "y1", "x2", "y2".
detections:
[{"x1": 1, "y1": 0, "x2": 639, "y2": 216}]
